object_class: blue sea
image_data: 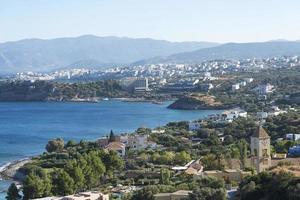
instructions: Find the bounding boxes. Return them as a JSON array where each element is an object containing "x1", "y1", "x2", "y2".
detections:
[{"x1": 0, "y1": 100, "x2": 222, "y2": 199}]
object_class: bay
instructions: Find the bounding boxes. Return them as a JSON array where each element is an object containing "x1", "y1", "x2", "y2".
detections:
[{"x1": 0, "y1": 100, "x2": 222, "y2": 199}]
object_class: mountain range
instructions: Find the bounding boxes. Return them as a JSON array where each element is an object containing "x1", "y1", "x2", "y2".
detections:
[
  {"x1": 0, "y1": 35, "x2": 218, "y2": 74},
  {"x1": 1, "y1": 35, "x2": 300, "y2": 74},
  {"x1": 135, "y1": 41, "x2": 300, "y2": 65}
]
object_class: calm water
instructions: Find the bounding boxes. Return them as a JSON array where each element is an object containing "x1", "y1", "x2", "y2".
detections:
[{"x1": 0, "y1": 101, "x2": 222, "y2": 199}]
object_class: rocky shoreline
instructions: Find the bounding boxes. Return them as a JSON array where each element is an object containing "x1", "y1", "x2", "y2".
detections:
[{"x1": 0, "y1": 159, "x2": 31, "y2": 181}]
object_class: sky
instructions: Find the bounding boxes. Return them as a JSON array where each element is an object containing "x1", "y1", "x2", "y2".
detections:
[{"x1": 1, "y1": 0, "x2": 300, "y2": 43}]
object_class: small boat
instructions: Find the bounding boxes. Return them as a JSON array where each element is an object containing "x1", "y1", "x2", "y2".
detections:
[
  {"x1": 102, "y1": 98, "x2": 109, "y2": 101},
  {"x1": 152, "y1": 101, "x2": 163, "y2": 105}
]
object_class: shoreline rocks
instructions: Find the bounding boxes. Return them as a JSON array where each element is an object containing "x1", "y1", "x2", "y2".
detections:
[{"x1": 0, "y1": 159, "x2": 31, "y2": 181}]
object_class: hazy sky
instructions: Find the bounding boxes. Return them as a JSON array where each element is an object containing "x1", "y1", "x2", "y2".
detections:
[{"x1": 1, "y1": 0, "x2": 300, "y2": 43}]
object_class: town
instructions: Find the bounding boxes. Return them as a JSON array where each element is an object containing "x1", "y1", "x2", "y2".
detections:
[{"x1": 1, "y1": 57, "x2": 300, "y2": 200}]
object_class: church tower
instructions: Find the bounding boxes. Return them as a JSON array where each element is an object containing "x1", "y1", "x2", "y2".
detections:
[{"x1": 250, "y1": 126, "x2": 271, "y2": 173}]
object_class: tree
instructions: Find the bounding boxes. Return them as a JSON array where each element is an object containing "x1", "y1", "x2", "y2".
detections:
[
  {"x1": 52, "y1": 169, "x2": 75, "y2": 196},
  {"x1": 236, "y1": 139, "x2": 248, "y2": 170},
  {"x1": 160, "y1": 169, "x2": 171, "y2": 185},
  {"x1": 109, "y1": 130, "x2": 116, "y2": 142},
  {"x1": 6, "y1": 183, "x2": 21, "y2": 200},
  {"x1": 65, "y1": 140, "x2": 77, "y2": 148},
  {"x1": 189, "y1": 187, "x2": 226, "y2": 200},
  {"x1": 65, "y1": 160, "x2": 85, "y2": 192},
  {"x1": 45, "y1": 138, "x2": 64, "y2": 153},
  {"x1": 131, "y1": 185, "x2": 159, "y2": 200},
  {"x1": 239, "y1": 171, "x2": 300, "y2": 200},
  {"x1": 189, "y1": 176, "x2": 226, "y2": 200},
  {"x1": 23, "y1": 173, "x2": 52, "y2": 199},
  {"x1": 175, "y1": 151, "x2": 191, "y2": 165},
  {"x1": 161, "y1": 151, "x2": 175, "y2": 165}
]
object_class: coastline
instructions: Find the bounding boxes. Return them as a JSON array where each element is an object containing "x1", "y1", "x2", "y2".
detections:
[{"x1": 0, "y1": 158, "x2": 31, "y2": 181}]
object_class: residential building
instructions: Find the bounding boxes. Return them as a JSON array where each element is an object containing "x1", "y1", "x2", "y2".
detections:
[
  {"x1": 97, "y1": 137, "x2": 109, "y2": 148},
  {"x1": 184, "y1": 159, "x2": 203, "y2": 176},
  {"x1": 154, "y1": 190, "x2": 192, "y2": 200},
  {"x1": 231, "y1": 84, "x2": 240, "y2": 92},
  {"x1": 250, "y1": 126, "x2": 271, "y2": 173},
  {"x1": 121, "y1": 134, "x2": 157, "y2": 150},
  {"x1": 254, "y1": 83, "x2": 274, "y2": 94},
  {"x1": 105, "y1": 142, "x2": 126, "y2": 157},
  {"x1": 286, "y1": 133, "x2": 300, "y2": 141},
  {"x1": 256, "y1": 112, "x2": 268, "y2": 120},
  {"x1": 243, "y1": 78, "x2": 254, "y2": 83}
]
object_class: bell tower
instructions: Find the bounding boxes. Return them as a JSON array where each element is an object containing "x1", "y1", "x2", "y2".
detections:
[{"x1": 250, "y1": 126, "x2": 271, "y2": 173}]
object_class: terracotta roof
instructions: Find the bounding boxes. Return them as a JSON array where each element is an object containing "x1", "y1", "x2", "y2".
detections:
[
  {"x1": 185, "y1": 167, "x2": 198, "y2": 175},
  {"x1": 252, "y1": 126, "x2": 270, "y2": 138},
  {"x1": 105, "y1": 142, "x2": 125, "y2": 150}
]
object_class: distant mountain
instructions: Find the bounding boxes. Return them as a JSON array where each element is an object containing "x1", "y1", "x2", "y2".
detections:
[
  {"x1": 0, "y1": 35, "x2": 219, "y2": 73},
  {"x1": 136, "y1": 41, "x2": 300, "y2": 65}
]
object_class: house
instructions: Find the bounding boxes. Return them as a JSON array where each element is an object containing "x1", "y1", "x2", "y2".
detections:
[
  {"x1": 198, "y1": 83, "x2": 214, "y2": 92},
  {"x1": 243, "y1": 78, "x2": 254, "y2": 83},
  {"x1": 126, "y1": 134, "x2": 157, "y2": 150},
  {"x1": 97, "y1": 135, "x2": 121, "y2": 148},
  {"x1": 286, "y1": 133, "x2": 300, "y2": 141},
  {"x1": 256, "y1": 112, "x2": 268, "y2": 120},
  {"x1": 151, "y1": 129, "x2": 166, "y2": 134},
  {"x1": 33, "y1": 191, "x2": 109, "y2": 200},
  {"x1": 221, "y1": 110, "x2": 247, "y2": 122},
  {"x1": 172, "y1": 160, "x2": 195, "y2": 172},
  {"x1": 97, "y1": 137, "x2": 109, "y2": 148},
  {"x1": 105, "y1": 142, "x2": 126, "y2": 157},
  {"x1": 184, "y1": 159, "x2": 203, "y2": 176},
  {"x1": 254, "y1": 83, "x2": 274, "y2": 94},
  {"x1": 154, "y1": 190, "x2": 192, "y2": 200},
  {"x1": 240, "y1": 81, "x2": 247, "y2": 87},
  {"x1": 231, "y1": 84, "x2": 240, "y2": 92}
]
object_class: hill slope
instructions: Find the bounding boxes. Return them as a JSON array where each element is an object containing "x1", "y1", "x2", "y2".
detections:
[
  {"x1": 0, "y1": 35, "x2": 218, "y2": 73},
  {"x1": 137, "y1": 41, "x2": 300, "y2": 64}
]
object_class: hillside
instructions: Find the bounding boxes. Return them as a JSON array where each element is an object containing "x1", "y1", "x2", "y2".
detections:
[
  {"x1": 0, "y1": 35, "x2": 218, "y2": 74},
  {"x1": 137, "y1": 41, "x2": 300, "y2": 64},
  {"x1": 168, "y1": 94, "x2": 232, "y2": 110}
]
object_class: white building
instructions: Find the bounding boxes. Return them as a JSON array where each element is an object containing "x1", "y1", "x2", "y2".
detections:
[
  {"x1": 232, "y1": 84, "x2": 240, "y2": 92},
  {"x1": 286, "y1": 133, "x2": 300, "y2": 141},
  {"x1": 122, "y1": 134, "x2": 157, "y2": 150},
  {"x1": 240, "y1": 81, "x2": 247, "y2": 87},
  {"x1": 256, "y1": 112, "x2": 268, "y2": 119},
  {"x1": 255, "y1": 83, "x2": 274, "y2": 94},
  {"x1": 244, "y1": 78, "x2": 254, "y2": 83}
]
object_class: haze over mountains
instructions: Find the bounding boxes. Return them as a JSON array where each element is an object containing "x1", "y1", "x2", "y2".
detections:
[
  {"x1": 136, "y1": 41, "x2": 300, "y2": 65},
  {"x1": 0, "y1": 35, "x2": 218, "y2": 74},
  {"x1": 1, "y1": 35, "x2": 300, "y2": 74}
]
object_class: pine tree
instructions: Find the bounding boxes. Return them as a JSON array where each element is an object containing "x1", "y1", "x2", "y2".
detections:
[{"x1": 6, "y1": 183, "x2": 21, "y2": 200}]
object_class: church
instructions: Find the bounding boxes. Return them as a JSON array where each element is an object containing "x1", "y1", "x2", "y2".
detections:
[{"x1": 250, "y1": 126, "x2": 272, "y2": 173}]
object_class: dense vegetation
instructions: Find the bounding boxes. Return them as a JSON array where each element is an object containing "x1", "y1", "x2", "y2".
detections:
[
  {"x1": 0, "y1": 80, "x2": 125, "y2": 101},
  {"x1": 239, "y1": 171, "x2": 300, "y2": 200},
  {"x1": 17, "y1": 139, "x2": 124, "y2": 199}
]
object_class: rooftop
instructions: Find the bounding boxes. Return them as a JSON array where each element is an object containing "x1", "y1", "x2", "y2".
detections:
[{"x1": 252, "y1": 126, "x2": 270, "y2": 139}]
